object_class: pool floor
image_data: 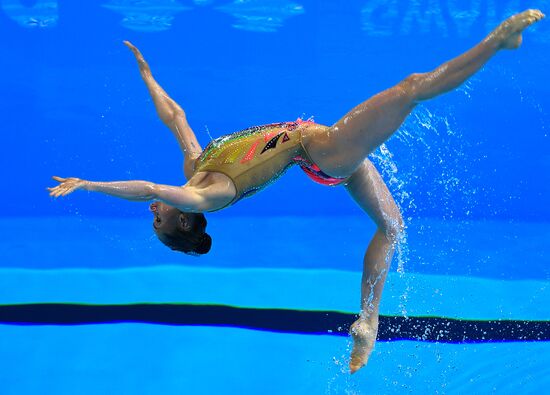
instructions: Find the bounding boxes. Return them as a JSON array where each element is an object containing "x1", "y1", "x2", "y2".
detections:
[{"x1": 0, "y1": 216, "x2": 548, "y2": 394}]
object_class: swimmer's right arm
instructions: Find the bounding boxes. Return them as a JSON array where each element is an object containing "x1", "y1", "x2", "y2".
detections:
[{"x1": 48, "y1": 176, "x2": 209, "y2": 212}]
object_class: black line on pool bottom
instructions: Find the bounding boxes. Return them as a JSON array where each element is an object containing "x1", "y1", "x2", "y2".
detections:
[{"x1": 0, "y1": 303, "x2": 548, "y2": 343}]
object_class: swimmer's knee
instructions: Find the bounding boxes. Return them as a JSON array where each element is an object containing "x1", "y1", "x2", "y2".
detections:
[
  {"x1": 380, "y1": 211, "x2": 405, "y2": 242},
  {"x1": 399, "y1": 73, "x2": 428, "y2": 102}
]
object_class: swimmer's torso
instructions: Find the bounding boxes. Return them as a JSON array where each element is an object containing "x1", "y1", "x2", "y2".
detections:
[{"x1": 193, "y1": 120, "x2": 322, "y2": 207}]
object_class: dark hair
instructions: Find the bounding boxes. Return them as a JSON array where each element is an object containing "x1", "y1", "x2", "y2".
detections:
[{"x1": 157, "y1": 212, "x2": 212, "y2": 255}]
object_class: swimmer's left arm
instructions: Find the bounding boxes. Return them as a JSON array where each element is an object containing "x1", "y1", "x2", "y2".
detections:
[
  {"x1": 48, "y1": 176, "x2": 209, "y2": 212},
  {"x1": 124, "y1": 41, "x2": 202, "y2": 180}
]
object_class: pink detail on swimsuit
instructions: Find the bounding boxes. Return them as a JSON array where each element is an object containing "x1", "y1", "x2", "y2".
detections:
[
  {"x1": 286, "y1": 117, "x2": 314, "y2": 131},
  {"x1": 292, "y1": 155, "x2": 348, "y2": 186},
  {"x1": 263, "y1": 131, "x2": 278, "y2": 142},
  {"x1": 282, "y1": 132, "x2": 290, "y2": 143},
  {"x1": 240, "y1": 139, "x2": 261, "y2": 163}
]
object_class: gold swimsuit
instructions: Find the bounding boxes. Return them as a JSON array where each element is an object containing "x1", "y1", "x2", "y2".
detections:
[{"x1": 194, "y1": 119, "x2": 347, "y2": 207}]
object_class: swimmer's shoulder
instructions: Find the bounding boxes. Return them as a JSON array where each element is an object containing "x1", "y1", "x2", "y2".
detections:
[
  {"x1": 185, "y1": 171, "x2": 237, "y2": 211},
  {"x1": 187, "y1": 171, "x2": 231, "y2": 189}
]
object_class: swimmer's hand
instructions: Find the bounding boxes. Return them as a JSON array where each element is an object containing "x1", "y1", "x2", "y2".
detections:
[
  {"x1": 123, "y1": 40, "x2": 151, "y2": 74},
  {"x1": 48, "y1": 176, "x2": 89, "y2": 197}
]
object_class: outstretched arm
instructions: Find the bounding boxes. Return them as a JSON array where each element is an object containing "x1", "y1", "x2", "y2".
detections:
[
  {"x1": 48, "y1": 176, "x2": 209, "y2": 212},
  {"x1": 124, "y1": 41, "x2": 202, "y2": 180}
]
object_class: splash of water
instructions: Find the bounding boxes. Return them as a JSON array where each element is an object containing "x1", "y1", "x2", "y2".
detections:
[
  {"x1": 369, "y1": 144, "x2": 411, "y2": 277},
  {"x1": 368, "y1": 104, "x2": 481, "y2": 315},
  {"x1": 204, "y1": 124, "x2": 214, "y2": 141}
]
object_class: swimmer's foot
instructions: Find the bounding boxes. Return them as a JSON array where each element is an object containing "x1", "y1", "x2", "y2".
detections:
[
  {"x1": 493, "y1": 9, "x2": 545, "y2": 50},
  {"x1": 349, "y1": 317, "x2": 378, "y2": 374}
]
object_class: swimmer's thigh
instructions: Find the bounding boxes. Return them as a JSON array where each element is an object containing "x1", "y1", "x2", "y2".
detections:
[
  {"x1": 344, "y1": 159, "x2": 403, "y2": 236},
  {"x1": 303, "y1": 81, "x2": 417, "y2": 178}
]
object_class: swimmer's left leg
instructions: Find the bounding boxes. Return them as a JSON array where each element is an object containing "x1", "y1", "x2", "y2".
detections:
[
  {"x1": 343, "y1": 159, "x2": 404, "y2": 374},
  {"x1": 302, "y1": 9, "x2": 544, "y2": 178}
]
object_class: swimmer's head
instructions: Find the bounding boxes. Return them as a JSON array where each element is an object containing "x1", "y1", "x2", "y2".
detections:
[{"x1": 150, "y1": 201, "x2": 212, "y2": 255}]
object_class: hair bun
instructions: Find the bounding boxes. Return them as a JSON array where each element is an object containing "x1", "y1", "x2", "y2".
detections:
[{"x1": 195, "y1": 233, "x2": 212, "y2": 255}]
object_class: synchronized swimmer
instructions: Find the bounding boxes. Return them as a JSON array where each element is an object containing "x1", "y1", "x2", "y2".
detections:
[{"x1": 49, "y1": 10, "x2": 544, "y2": 373}]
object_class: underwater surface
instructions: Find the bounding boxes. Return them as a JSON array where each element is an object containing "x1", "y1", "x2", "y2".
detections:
[{"x1": 1, "y1": 1, "x2": 549, "y2": 394}]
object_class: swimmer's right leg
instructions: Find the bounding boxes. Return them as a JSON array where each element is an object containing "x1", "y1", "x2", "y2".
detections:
[
  {"x1": 302, "y1": 9, "x2": 545, "y2": 178},
  {"x1": 342, "y1": 159, "x2": 404, "y2": 374},
  {"x1": 124, "y1": 41, "x2": 202, "y2": 180}
]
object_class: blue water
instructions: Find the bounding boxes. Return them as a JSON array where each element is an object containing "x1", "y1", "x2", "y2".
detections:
[{"x1": 1, "y1": 1, "x2": 549, "y2": 394}]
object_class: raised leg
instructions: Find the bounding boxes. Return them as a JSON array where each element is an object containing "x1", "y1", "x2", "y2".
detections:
[
  {"x1": 124, "y1": 41, "x2": 203, "y2": 180},
  {"x1": 344, "y1": 159, "x2": 404, "y2": 374},
  {"x1": 303, "y1": 9, "x2": 545, "y2": 178}
]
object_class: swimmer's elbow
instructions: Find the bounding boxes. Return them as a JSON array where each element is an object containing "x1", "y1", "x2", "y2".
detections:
[
  {"x1": 153, "y1": 184, "x2": 208, "y2": 212},
  {"x1": 146, "y1": 183, "x2": 161, "y2": 199}
]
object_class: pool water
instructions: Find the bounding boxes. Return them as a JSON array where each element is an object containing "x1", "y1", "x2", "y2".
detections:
[
  {"x1": 1, "y1": 0, "x2": 549, "y2": 394},
  {"x1": 1, "y1": 216, "x2": 548, "y2": 393}
]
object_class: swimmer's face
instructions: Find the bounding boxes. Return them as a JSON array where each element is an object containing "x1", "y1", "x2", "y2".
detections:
[
  {"x1": 150, "y1": 201, "x2": 203, "y2": 235},
  {"x1": 149, "y1": 201, "x2": 210, "y2": 254},
  {"x1": 150, "y1": 201, "x2": 187, "y2": 235}
]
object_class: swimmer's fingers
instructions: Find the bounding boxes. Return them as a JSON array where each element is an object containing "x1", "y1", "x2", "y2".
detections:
[
  {"x1": 123, "y1": 40, "x2": 141, "y2": 58},
  {"x1": 48, "y1": 184, "x2": 73, "y2": 198},
  {"x1": 48, "y1": 184, "x2": 78, "y2": 197},
  {"x1": 48, "y1": 176, "x2": 86, "y2": 198},
  {"x1": 123, "y1": 40, "x2": 151, "y2": 75},
  {"x1": 123, "y1": 40, "x2": 136, "y2": 51},
  {"x1": 47, "y1": 182, "x2": 73, "y2": 198}
]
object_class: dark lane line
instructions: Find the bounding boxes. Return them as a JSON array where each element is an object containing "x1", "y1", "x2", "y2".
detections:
[{"x1": 1, "y1": 303, "x2": 548, "y2": 343}]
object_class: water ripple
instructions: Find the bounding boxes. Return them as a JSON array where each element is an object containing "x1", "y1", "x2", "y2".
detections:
[
  {"x1": 102, "y1": 0, "x2": 191, "y2": 32},
  {"x1": 360, "y1": 0, "x2": 550, "y2": 42},
  {"x1": 1, "y1": 0, "x2": 58, "y2": 28},
  {"x1": 215, "y1": 0, "x2": 305, "y2": 33}
]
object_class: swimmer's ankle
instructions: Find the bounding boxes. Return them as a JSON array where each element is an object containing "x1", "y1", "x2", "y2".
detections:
[{"x1": 359, "y1": 309, "x2": 379, "y2": 323}]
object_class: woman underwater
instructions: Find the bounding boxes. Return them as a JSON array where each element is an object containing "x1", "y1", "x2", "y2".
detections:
[{"x1": 49, "y1": 10, "x2": 545, "y2": 374}]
